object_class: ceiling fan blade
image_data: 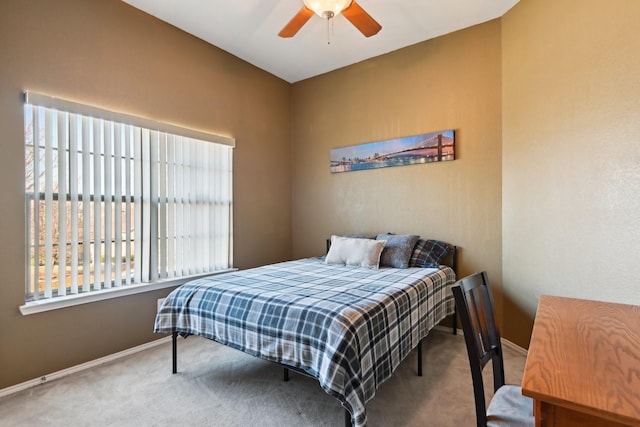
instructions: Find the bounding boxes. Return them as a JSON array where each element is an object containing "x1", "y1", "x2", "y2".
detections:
[
  {"x1": 278, "y1": 7, "x2": 314, "y2": 38},
  {"x1": 342, "y1": 0, "x2": 381, "y2": 37}
]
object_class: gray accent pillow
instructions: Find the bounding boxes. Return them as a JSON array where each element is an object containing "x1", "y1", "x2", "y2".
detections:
[{"x1": 375, "y1": 234, "x2": 420, "y2": 268}]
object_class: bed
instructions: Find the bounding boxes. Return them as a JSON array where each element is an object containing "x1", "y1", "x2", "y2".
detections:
[{"x1": 154, "y1": 236, "x2": 457, "y2": 427}]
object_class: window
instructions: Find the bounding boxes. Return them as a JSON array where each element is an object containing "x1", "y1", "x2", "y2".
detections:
[{"x1": 24, "y1": 92, "x2": 234, "y2": 303}]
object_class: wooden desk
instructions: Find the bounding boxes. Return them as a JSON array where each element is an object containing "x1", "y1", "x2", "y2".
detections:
[{"x1": 522, "y1": 295, "x2": 640, "y2": 427}]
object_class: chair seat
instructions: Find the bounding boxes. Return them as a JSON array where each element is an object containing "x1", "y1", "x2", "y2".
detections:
[{"x1": 487, "y1": 385, "x2": 534, "y2": 427}]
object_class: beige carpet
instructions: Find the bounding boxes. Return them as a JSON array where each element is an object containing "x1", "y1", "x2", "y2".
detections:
[{"x1": 0, "y1": 330, "x2": 527, "y2": 427}]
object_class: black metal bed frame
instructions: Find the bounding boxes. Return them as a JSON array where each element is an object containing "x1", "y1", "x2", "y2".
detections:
[{"x1": 170, "y1": 245, "x2": 458, "y2": 427}]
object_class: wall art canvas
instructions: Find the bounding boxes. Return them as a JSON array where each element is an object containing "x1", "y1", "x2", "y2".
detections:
[{"x1": 330, "y1": 129, "x2": 455, "y2": 173}]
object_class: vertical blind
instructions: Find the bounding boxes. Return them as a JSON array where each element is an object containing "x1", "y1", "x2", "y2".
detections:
[{"x1": 24, "y1": 92, "x2": 234, "y2": 302}]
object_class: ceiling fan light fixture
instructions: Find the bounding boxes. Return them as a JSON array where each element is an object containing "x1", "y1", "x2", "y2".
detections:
[
  {"x1": 303, "y1": 0, "x2": 352, "y2": 18},
  {"x1": 278, "y1": 0, "x2": 379, "y2": 39}
]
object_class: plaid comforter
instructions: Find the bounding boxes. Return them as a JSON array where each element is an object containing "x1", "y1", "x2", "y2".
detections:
[{"x1": 154, "y1": 257, "x2": 456, "y2": 427}]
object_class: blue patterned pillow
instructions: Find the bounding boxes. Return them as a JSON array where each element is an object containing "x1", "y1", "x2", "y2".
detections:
[
  {"x1": 376, "y1": 234, "x2": 420, "y2": 269},
  {"x1": 409, "y1": 239, "x2": 449, "y2": 268}
]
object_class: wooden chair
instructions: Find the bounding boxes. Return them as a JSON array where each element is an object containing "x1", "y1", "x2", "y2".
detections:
[{"x1": 452, "y1": 272, "x2": 534, "y2": 427}]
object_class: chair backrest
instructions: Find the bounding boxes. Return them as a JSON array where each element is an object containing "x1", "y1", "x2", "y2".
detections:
[{"x1": 452, "y1": 271, "x2": 505, "y2": 427}]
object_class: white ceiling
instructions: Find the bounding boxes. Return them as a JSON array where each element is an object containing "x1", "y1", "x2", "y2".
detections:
[{"x1": 122, "y1": 0, "x2": 519, "y2": 83}]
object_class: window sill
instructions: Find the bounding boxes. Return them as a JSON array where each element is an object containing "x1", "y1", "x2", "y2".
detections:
[{"x1": 19, "y1": 269, "x2": 237, "y2": 315}]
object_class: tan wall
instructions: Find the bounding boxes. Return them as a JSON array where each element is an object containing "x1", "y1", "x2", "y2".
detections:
[
  {"x1": 0, "y1": 0, "x2": 291, "y2": 388},
  {"x1": 291, "y1": 22, "x2": 504, "y2": 318},
  {"x1": 4, "y1": 0, "x2": 638, "y2": 391},
  {"x1": 502, "y1": 0, "x2": 640, "y2": 347}
]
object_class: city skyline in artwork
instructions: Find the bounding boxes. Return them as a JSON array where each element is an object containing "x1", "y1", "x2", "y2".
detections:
[{"x1": 330, "y1": 129, "x2": 455, "y2": 173}]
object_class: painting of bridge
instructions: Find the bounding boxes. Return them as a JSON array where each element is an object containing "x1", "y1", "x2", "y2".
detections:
[{"x1": 330, "y1": 129, "x2": 455, "y2": 173}]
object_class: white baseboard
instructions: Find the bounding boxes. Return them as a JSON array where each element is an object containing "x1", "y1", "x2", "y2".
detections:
[
  {"x1": 500, "y1": 337, "x2": 528, "y2": 356},
  {"x1": 0, "y1": 336, "x2": 172, "y2": 399},
  {"x1": 433, "y1": 325, "x2": 528, "y2": 357}
]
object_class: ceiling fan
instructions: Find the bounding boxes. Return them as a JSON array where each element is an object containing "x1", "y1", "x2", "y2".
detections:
[{"x1": 279, "y1": 0, "x2": 381, "y2": 38}]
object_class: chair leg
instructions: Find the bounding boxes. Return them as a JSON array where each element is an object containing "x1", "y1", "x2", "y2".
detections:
[{"x1": 283, "y1": 367, "x2": 289, "y2": 382}]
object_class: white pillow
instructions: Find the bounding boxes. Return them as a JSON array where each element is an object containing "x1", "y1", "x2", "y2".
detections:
[{"x1": 325, "y1": 235, "x2": 386, "y2": 269}]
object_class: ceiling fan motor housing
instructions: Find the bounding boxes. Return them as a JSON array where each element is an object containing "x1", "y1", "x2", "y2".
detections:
[{"x1": 303, "y1": 0, "x2": 352, "y2": 18}]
